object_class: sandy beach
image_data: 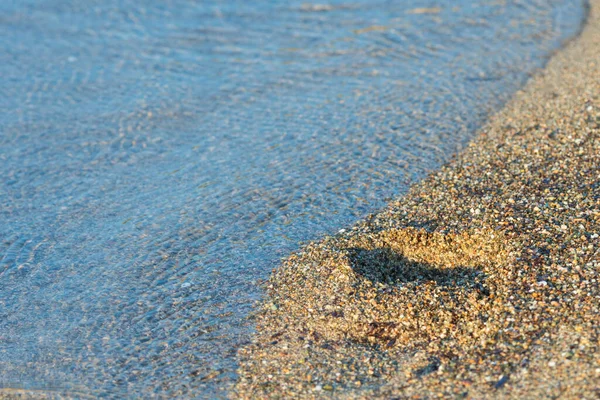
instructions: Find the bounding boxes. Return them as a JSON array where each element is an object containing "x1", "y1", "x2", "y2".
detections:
[{"x1": 234, "y1": 0, "x2": 600, "y2": 398}]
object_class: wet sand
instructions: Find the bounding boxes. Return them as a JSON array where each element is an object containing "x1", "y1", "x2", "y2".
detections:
[{"x1": 234, "y1": 0, "x2": 600, "y2": 398}]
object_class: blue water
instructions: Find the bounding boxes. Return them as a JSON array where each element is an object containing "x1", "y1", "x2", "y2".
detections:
[{"x1": 0, "y1": 0, "x2": 586, "y2": 397}]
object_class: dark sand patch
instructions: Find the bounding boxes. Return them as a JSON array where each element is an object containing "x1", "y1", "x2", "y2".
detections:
[{"x1": 258, "y1": 228, "x2": 514, "y2": 351}]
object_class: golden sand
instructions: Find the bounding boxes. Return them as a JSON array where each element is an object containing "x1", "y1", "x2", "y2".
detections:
[{"x1": 234, "y1": 0, "x2": 600, "y2": 398}]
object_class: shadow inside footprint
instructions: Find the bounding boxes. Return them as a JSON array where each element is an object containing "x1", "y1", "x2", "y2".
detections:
[{"x1": 348, "y1": 246, "x2": 487, "y2": 291}]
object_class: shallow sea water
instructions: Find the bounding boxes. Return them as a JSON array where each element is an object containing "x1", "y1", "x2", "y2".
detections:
[{"x1": 0, "y1": 0, "x2": 586, "y2": 397}]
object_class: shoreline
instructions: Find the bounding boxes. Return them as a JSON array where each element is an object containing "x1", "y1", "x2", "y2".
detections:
[{"x1": 234, "y1": 0, "x2": 600, "y2": 398}]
